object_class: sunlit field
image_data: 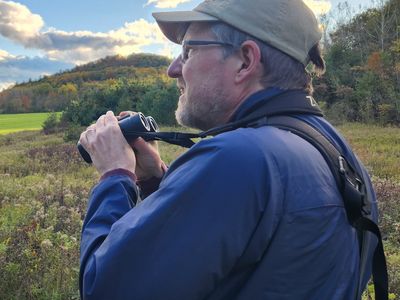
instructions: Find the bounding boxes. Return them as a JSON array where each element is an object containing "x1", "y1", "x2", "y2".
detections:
[{"x1": 0, "y1": 113, "x2": 61, "y2": 135}]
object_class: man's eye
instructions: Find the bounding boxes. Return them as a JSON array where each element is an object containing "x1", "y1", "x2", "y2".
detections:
[{"x1": 183, "y1": 47, "x2": 193, "y2": 61}]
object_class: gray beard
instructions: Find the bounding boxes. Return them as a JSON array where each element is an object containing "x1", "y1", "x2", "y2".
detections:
[{"x1": 175, "y1": 99, "x2": 226, "y2": 131}]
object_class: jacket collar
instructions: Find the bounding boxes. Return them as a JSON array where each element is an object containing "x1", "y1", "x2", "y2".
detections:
[{"x1": 229, "y1": 87, "x2": 285, "y2": 122}]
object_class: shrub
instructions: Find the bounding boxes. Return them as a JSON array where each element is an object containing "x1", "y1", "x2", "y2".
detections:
[
  {"x1": 0, "y1": 131, "x2": 96, "y2": 299},
  {"x1": 42, "y1": 112, "x2": 60, "y2": 135},
  {"x1": 373, "y1": 177, "x2": 400, "y2": 246},
  {"x1": 63, "y1": 123, "x2": 85, "y2": 143}
]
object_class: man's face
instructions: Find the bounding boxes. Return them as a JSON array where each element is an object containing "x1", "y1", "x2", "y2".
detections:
[{"x1": 167, "y1": 23, "x2": 237, "y2": 131}]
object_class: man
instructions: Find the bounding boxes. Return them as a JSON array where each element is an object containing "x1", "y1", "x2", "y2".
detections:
[{"x1": 79, "y1": 0, "x2": 378, "y2": 299}]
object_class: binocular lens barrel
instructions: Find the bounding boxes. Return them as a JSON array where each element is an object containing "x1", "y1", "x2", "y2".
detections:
[
  {"x1": 146, "y1": 116, "x2": 159, "y2": 132},
  {"x1": 77, "y1": 112, "x2": 158, "y2": 164},
  {"x1": 119, "y1": 112, "x2": 150, "y2": 133}
]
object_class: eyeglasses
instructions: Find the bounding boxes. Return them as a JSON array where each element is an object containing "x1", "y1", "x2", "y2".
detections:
[{"x1": 181, "y1": 40, "x2": 235, "y2": 63}]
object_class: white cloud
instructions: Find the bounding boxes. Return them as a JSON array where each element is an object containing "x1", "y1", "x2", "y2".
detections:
[
  {"x1": 158, "y1": 43, "x2": 180, "y2": 58},
  {"x1": 0, "y1": 0, "x2": 44, "y2": 42},
  {"x1": 0, "y1": 0, "x2": 177, "y2": 88},
  {"x1": 0, "y1": 81, "x2": 14, "y2": 91},
  {"x1": 0, "y1": 1, "x2": 171, "y2": 66},
  {"x1": 304, "y1": 0, "x2": 332, "y2": 15},
  {"x1": 39, "y1": 19, "x2": 169, "y2": 65},
  {"x1": 112, "y1": 19, "x2": 166, "y2": 47},
  {"x1": 0, "y1": 54, "x2": 73, "y2": 88},
  {"x1": 145, "y1": 0, "x2": 191, "y2": 9},
  {"x1": 0, "y1": 49, "x2": 15, "y2": 60}
]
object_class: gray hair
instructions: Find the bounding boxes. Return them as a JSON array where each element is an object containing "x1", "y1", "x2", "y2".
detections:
[{"x1": 209, "y1": 22, "x2": 325, "y2": 95}]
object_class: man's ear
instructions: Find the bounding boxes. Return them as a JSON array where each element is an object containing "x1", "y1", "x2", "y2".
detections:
[{"x1": 234, "y1": 40, "x2": 263, "y2": 84}]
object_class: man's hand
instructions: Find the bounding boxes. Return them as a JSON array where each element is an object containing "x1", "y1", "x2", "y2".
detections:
[
  {"x1": 119, "y1": 111, "x2": 166, "y2": 181},
  {"x1": 79, "y1": 111, "x2": 136, "y2": 176}
]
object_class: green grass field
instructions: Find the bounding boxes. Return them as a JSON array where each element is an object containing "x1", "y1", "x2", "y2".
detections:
[
  {"x1": 0, "y1": 123, "x2": 399, "y2": 299},
  {"x1": 0, "y1": 112, "x2": 61, "y2": 135},
  {"x1": 337, "y1": 123, "x2": 400, "y2": 182}
]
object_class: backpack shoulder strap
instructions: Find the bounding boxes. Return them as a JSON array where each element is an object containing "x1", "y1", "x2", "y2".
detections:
[
  {"x1": 263, "y1": 115, "x2": 388, "y2": 300},
  {"x1": 265, "y1": 115, "x2": 363, "y2": 221}
]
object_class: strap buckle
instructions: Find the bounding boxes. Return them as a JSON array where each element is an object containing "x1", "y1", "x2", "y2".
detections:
[
  {"x1": 338, "y1": 156, "x2": 362, "y2": 191},
  {"x1": 338, "y1": 156, "x2": 347, "y2": 174}
]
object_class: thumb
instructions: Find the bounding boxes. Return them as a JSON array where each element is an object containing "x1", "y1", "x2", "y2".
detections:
[{"x1": 131, "y1": 137, "x2": 154, "y2": 154}]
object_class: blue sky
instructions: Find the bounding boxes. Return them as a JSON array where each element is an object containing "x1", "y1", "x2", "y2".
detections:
[{"x1": 0, "y1": 0, "x2": 374, "y2": 91}]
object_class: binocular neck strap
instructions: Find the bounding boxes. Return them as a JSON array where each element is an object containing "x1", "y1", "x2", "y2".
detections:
[{"x1": 141, "y1": 90, "x2": 323, "y2": 148}]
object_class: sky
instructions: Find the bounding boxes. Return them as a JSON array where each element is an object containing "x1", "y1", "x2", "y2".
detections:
[{"x1": 0, "y1": 0, "x2": 375, "y2": 91}]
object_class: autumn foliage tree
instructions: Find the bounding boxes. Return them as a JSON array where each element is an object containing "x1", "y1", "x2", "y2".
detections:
[{"x1": 314, "y1": 0, "x2": 400, "y2": 125}]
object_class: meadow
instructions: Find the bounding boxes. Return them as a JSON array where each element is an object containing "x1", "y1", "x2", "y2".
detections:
[
  {"x1": 0, "y1": 122, "x2": 399, "y2": 299},
  {"x1": 0, "y1": 112, "x2": 62, "y2": 135}
]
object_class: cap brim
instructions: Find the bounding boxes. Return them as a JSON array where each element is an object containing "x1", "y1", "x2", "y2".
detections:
[{"x1": 152, "y1": 11, "x2": 219, "y2": 44}]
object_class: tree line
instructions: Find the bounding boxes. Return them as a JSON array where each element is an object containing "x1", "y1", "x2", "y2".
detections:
[
  {"x1": 314, "y1": 0, "x2": 400, "y2": 125},
  {"x1": 0, "y1": 54, "x2": 179, "y2": 130},
  {"x1": 1, "y1": 0, "x2": 399, "y2": 128}
]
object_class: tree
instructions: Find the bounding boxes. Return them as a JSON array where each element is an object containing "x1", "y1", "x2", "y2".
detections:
[
  {"x1": 42, "y1": 112, "x2": 59, "y2": 134},
  {"x1": 317, "y1": 0, "x2": 400, "y2": 125},
  {"x1": 137, "y1": 83, "x2": 179, "y2": 126}
]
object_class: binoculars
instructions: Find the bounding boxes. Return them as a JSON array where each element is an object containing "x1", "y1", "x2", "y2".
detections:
[{"x1": 77, "y1": 112, "x2": 159, "y2": 164}]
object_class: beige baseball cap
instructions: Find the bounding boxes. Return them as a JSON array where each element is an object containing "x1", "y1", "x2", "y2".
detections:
[{"x1": 152, "y1": 0, "x2": 322, "y2": 66}]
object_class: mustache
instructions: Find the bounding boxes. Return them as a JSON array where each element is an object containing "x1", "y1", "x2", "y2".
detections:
[{"x1": 176, "y1": 79, "x2": 185, "y2": 89}]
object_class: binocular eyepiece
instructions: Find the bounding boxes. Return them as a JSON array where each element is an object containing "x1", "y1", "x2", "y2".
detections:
[{"x1": 77, "y1": 112, "x2": 159, "y2": 164}]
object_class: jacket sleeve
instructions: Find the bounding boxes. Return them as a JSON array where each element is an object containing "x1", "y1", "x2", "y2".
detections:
[
  {"x1": 79, "y1": 174, "x2": 138, "y2": 299},
  {"x1": 79, "y1": 134, "x2": 280, "y2": 300}
]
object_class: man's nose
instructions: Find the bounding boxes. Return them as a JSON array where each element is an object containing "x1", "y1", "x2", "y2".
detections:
[{"x1": 167, "y1": 56, "x2": 183, "y2": 78}]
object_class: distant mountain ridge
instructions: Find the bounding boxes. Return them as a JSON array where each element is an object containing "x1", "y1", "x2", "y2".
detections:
[{"x1": 72, "y1": 53, "x2": 171, "y2": 72}]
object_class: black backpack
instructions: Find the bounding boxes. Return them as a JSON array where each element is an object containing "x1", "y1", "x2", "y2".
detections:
[{"x1": 139, "y1": 90, "x2": 389, "y2": 300}]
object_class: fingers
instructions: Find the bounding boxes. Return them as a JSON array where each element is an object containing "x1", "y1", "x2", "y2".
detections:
[
  {"x1": 104, "y1": 111, "x2": 118, "y2": 126},
  {"x1": 80, "y1": 111, "x2": 117, "y2": 148},
  {"x1": 78, "y1": 111, "x2": 137, "y2": 175},
  {"x1": 79, "y1": 124, "x2": 96, "y2": 148},
  {"x1": 131, "y1": 137, "x2": 151, "y2": 153},
  {"x1": 96, "y1": 115, "x2": 106, "y2": 128},
  {"x1": 119, "y1": 111, "x2": 133, "y2": 117},
  {"x1": 118, "y1": 111, "x2": 138, "y2": 120},
  {"x1": 96, "y1": 111, "x2": 116, "y2": 128},
  {"x1": 130, "y1": 137, "x2": 164, "y2": 180},
  {"x1": 85, "y1": 127, "x2": 96, "y2": 142}
]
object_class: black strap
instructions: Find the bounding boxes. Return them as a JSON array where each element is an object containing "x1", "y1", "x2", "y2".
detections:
[
  {"x1": 139, "y1": 90, "x2": 388, "y2": 299},
  {"x1": 125, "y1": 131, "x2": 198, "y2": 148},
  {"x1": 136, "y1": 90, "x2": 323, "y2": 148},
  {"x1": 263, "y1": 116, "x2": 364, "y2": 223},
  {"x1": 261, "y1": 116, "x2": 388, "y2": 300},
  {"x1": 355, "y1": 217, "x2": 388, "y2": 299}
]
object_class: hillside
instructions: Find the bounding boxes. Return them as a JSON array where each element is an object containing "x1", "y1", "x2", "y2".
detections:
[
  {"x1": 0, "y1": 0, "x2": 399, "y2": 126},
  {"x1": 0, "y1": 53, "x2": 173, "y2": 115}
]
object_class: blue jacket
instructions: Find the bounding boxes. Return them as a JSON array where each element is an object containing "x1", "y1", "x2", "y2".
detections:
[{"x1": 80, "y1": 88, "x2": 377, "y2": 299}]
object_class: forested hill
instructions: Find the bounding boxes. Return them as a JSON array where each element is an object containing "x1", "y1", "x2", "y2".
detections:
[
  {"x1": 73, "y1": 53, "x2": 170, "y2": 72},
  {"x1": 0, "y1": 53, "x2": 180, "y2": 125},
  {"x1": 313, "y1": 0, "x2": 399, "y2": 125},
  {"x1": 1, "y1": 0, "x2": 399, "y2": 126},
  {"x1": 0, "y1": 53, "x2": 171, "y2": 109}
]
